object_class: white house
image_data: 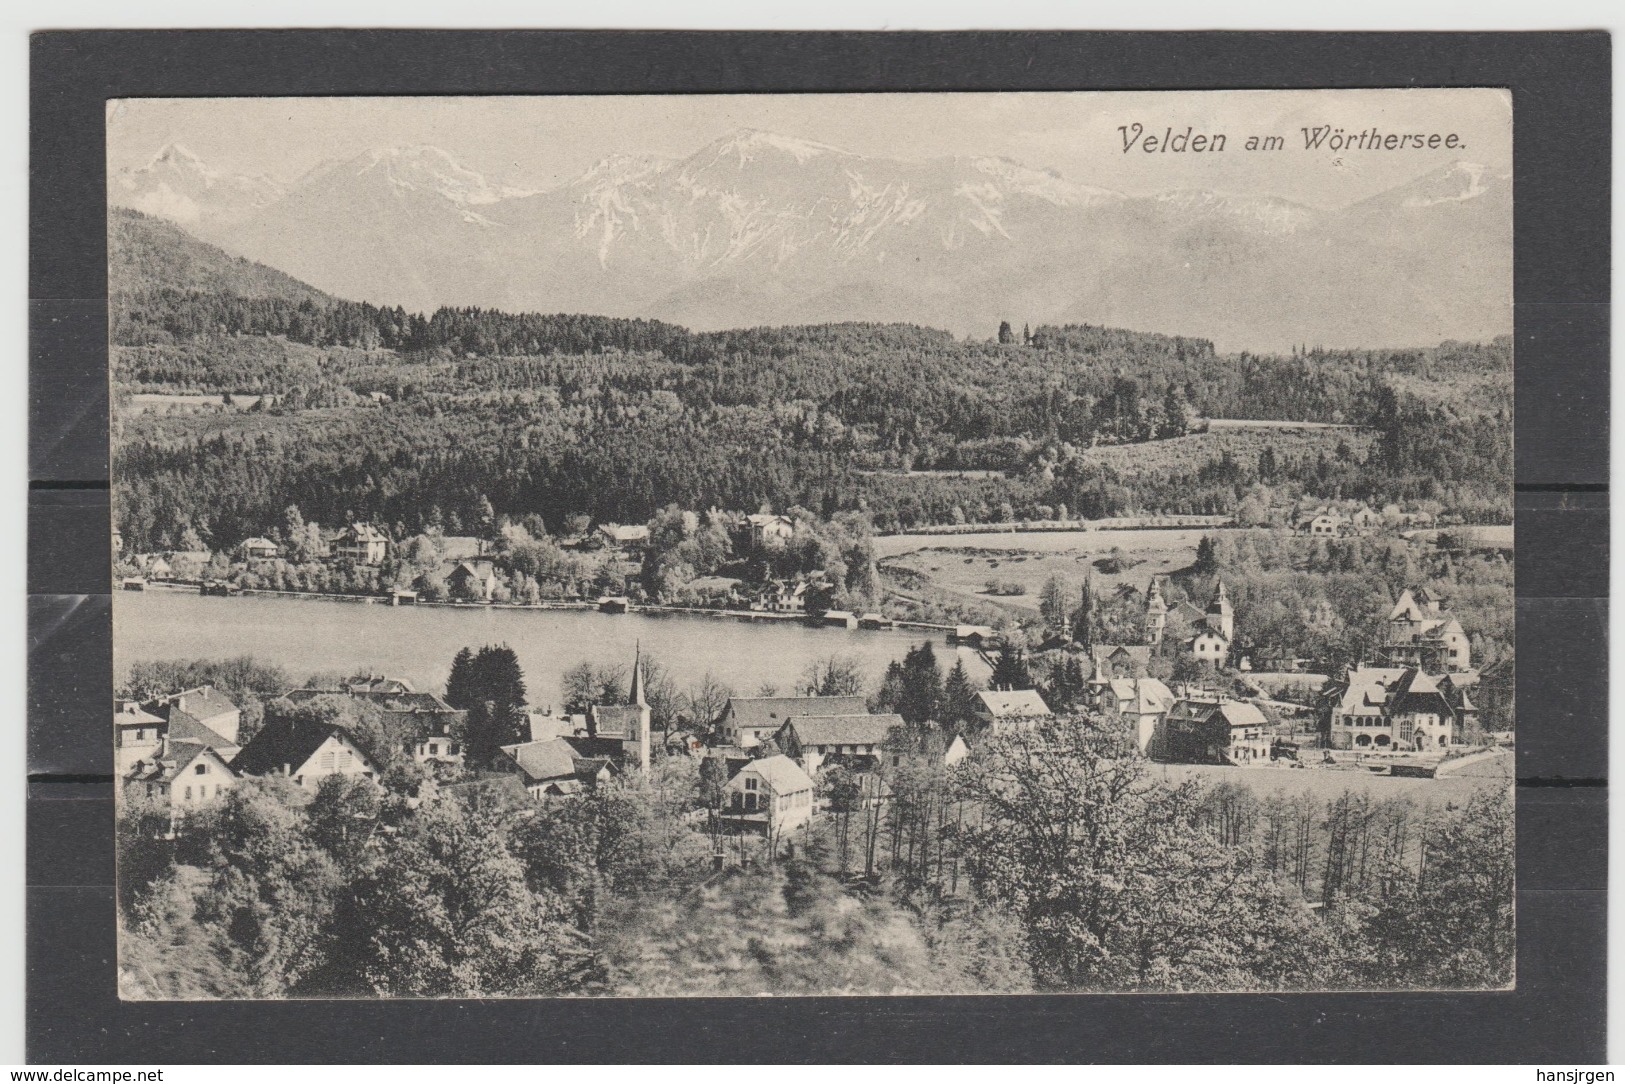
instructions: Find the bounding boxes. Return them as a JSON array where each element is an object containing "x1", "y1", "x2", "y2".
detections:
[
  {"x1": 124, "y1": 740, "x2": 239, "y2": 815},
  {"x1": 1322, "y1": 666, "x2": 1459, "y2": 753},
  {"x1": 745, "y1": 513, "x2": 795, "y2": 545},
  {"x1": 974, "y1": 688, "x2": 1052, "y2": 734},
  {"x1": 723, "y1": 754, "x2": 816, "y2": 836},
  {"x1": 238, "y1": 537, "x2": 280, "y2": 560},
  {"x1": 1102, "y1": 677, "x2": 1176, "y2": 756},
  {"x1": 231, "y1": 717, "x2": 381, "y2": 790},
  {"x1": 330, "y1": 524, "x2": 389, "y2": 565}
]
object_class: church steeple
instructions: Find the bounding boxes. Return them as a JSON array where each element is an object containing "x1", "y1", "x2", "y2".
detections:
[
  {"x1": 628, "y1": 641, "x2": 646, "y2": 706},
  {"x1": 1206, "y1": 580, "x2": 1234, "y2": 640},
  {"x1": 1145, "y1": 577, "x2": 1168, "y2": 645}
]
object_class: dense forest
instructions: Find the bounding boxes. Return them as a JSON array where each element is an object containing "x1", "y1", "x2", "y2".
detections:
[{"x1": 110, "y1": 207, "x2": 1513, "y2": 551}]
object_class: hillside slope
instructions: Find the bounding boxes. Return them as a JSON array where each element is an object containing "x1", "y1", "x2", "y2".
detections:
[{"x1": 109, "y1": 207, "x2": 332, "y2": 302}]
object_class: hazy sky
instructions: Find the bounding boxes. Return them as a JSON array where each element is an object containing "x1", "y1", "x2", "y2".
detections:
[{"x1": 107, "y1": 89, "x2": 1510, "y2": 209}]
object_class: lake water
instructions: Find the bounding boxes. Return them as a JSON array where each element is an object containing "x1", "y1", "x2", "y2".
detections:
[{"x1": 115, "y1": 590, "x2": 988, "y2": 709}]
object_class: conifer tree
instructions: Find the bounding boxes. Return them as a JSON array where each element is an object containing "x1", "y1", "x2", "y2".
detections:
[
  {"x1": 942, "y1": 658, "x2": 982, "y2": 731},
  {"x1": 990, "y1": 647, "x2": 1034, "y2": 691}
]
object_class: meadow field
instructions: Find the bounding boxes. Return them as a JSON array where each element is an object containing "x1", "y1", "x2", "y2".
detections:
[
  {"x1": 876, "y1": 527, "x2": 1226, "y2": 611},
  {"x1": 1149, "y1": 749, "x2": 1513, "y2": 805}
]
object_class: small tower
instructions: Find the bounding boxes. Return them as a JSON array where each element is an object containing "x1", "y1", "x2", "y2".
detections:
[
  {"x1": 1145, "y1": 578, "x2": 1168, "y2": 645},
  {"x1": 1206, "y1": 580, "x2": 1234, "y2": 641},
  {"x1": 627, "y1": 642, "x2": 652, "y2": 773}
]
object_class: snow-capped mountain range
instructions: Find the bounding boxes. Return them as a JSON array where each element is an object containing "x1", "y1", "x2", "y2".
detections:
[{"x1": 109, "y1": 129, "x2": 1511, "y2": 351}]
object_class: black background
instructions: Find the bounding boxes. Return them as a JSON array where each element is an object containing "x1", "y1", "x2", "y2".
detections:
[{"x1": 28, "y1": 30, "x2": 1610, "y2": 1063}]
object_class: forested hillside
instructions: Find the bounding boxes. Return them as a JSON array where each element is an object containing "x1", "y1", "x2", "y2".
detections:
[
  {"x1": 110, "y1": 208, "x2": 331, "y2": 303},
  {"x1": 110, "y1": 211, "x2": 1513, "y2": 552}
]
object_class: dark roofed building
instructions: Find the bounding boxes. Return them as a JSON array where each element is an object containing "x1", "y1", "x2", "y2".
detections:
[
  {"x1": 142, "y1": 685, "x2": 242, "y2": 748},
  {"x1": 497, "y1": 737, "x2": 621, "y2": 798},
  {"x1": 775, "y1": 713, "x2": 902, "y2": 773},
  {"x1": 231, "y1": 716, "x2": 381, "y2": 790},
  {"x1": 716, "y1": 695, "x2": 870, "y2": 749}
]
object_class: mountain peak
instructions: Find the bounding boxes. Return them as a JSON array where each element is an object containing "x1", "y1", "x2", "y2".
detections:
[
  {"x1": 348, "y1": 145, "x2": 534, "y2": 206},
  {"x1": 696, "y1": 128, "x2": 853, "y2": 167},
  {"x1": 143, "y1": 142, "x2": 215, "y2": 177}
]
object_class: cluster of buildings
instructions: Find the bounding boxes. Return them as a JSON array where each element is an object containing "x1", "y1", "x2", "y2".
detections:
[
  {"x1": 117, "y1": 582, "x2": 1488, "y2": 833},
  {"x1": 1145, "y1": 578, "x2": 1235, "y2": 667},
  {"x1": 1319, "y1": 588, "x2": 1480, "y2": 752}
]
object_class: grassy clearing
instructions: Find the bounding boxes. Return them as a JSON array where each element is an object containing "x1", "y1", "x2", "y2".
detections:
[
  {"x1": 875, "y1": 526, "x2": 1241, "y2": 608},
  {"x1": 1148, "y1": 752, "x2": 1511, "y2": 804}
]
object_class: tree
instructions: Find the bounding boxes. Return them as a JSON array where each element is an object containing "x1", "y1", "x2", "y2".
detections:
[
  {"x1": 444, "y1": 647, "x2": 476, "y2": 709},
  {"x1": 942, "y1": 659, "x2": 982, "y2": 732},
  {"x1": 895, "y1": 643, "x2": 945, "y2": 725},
  {"x1": 686, "y1": 672, "x2": 734, "y2": 735},
  {"x1": 191, "y1": 777, "x2": 343, "y2": 997},
  {"x1": 1072, "y1": 574, "x2": 1095, "y2": 648},
  {"x1": 989, "y1": 647, "x2": 1034, "y2": 691},
  {"x1": 998, "y1": 321, "x2": 1015, "y2": 345},
  {"x1": 1044, "y1": 655, "x2": 1088, "y2": 713},
  {"x1": 802, "y1": 654, "x2": 865, "y2": 697},
  {"x1": 959, "y1": 723, "x2": 1339, "y2": 992},
  {"x1": 453, "y1": 645, "x2": 529, "y2": 766},
  {"x1": 304, "y1": 773, "x2": 381, "y2": 869},
  {"x1": 1039, "y1": 576, "x2": 1071, "y2": 634},
  {"x1": 331, "y1": 797, "x2": 592, "y2": 997}
]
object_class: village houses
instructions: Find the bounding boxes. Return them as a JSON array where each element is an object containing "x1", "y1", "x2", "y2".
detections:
[
  {"x1": 715, "y1": 694, "x2": 870, "y2": 749},
  {"x1": 1161, "y1": 693, "x2": 1272, "y2": 765},
  {"x1": 124, "y1": 739, "x2": 239, "y2": 816},
  {"x1": 773, "y1": 713, "x2": 903, "y2": 775}
]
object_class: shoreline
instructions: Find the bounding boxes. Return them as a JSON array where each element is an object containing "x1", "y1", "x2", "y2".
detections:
[{"x1": 128, "y1": 580, "x2": 959, "y2": 635}]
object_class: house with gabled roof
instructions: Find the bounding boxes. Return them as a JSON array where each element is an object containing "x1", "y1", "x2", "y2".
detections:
[
  {"x1": 447, "y1": 558, "x2": 501, "y2": 602},
  {"x1": 1162, "y1": 694, "x2": 1271, "y2": 764},
  {"x1": 238, "y1": 537, "x2": 280, "y2": 561},
  {"x1": 231, "y1": 716, "x2": 381, "y2": 790},
  {"x1": 722, "y1": 754, "x2": 815, "y2": 836},
  {"x1": 596, "y1": 523, "x2": 650, "y2": 553},
  {"x1": 745, "y1": 513, "x2": 794, "y2": 545},
  {"x1": 140, "y1": 685, "x2": 242, "y2": 750},
  {"x1": 716, "y1": 694, "x2": 870, "y2": 749},
  {"x1": 496, "y1": 736, "x2": 620, "y2": 798},
  {"x1": 330, "y1": 524, "x2": 389, "y2": 565},
  {"x1": 1379, "y1": 587, "x2": 1472, "y2": 672},
  {"x1": 1098, "y1": 677, "x2": 1176, "y2": 756},
  {"x1": 974, "y1": 688, "x2": 1052, "y2": 735},
  {"x1": 124, "y1": 739, "x2": 238, "y2": 816},
  {"x1": 775, "y1": 713, "x2": 902, "y2": 774},
  {"x1": 1320, "y1": 666, "x2": 1460, "y2": 753}
]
